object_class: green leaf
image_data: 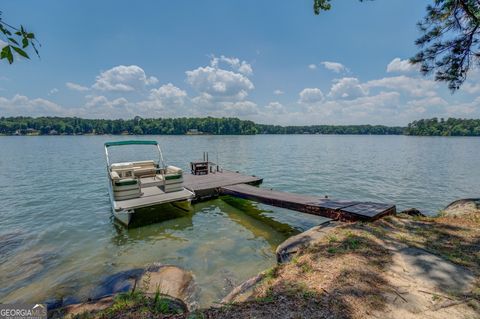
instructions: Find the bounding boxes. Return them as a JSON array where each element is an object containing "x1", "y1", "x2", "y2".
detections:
[
  {"x1": 22, "y1": 38, "x2": 29, "y2": 48},
  {"x1": 7, "y1": 37, "x2": 19, "y2": 45},
  {"x1": 1, "y1": 45, "x2": 14, "y2": 64},
  {"x1": 12, "y1": 46, "x2": 29, "y2": 59},
  {"x1": 27, "y1": 32, "x2": 35, "y2": 39}
]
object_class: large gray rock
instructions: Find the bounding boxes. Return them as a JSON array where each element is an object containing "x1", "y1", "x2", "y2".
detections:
[
  {"x1": 275, "y1": 221, "x2": 339, "y2": 263},
  {"x1": 442, "y1": 198, "x2": 480, "y2": 217}
]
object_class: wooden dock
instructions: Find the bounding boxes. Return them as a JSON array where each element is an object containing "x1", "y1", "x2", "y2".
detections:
[
  {"x1": 220, "y1": 183, "x2": 395, "y2": 222},
  {"x1": 183, "y1": 169, "x2": 395, "y2": 222},
  {"x1": 183, "y1": 169, "x2": 263, "y2": 200}
]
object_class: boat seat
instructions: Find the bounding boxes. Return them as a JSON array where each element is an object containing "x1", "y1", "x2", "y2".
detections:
[
  {"x1": 132, "y1": 160, "x2": 158, "y2": 177},
  {"x1": 112, "y1": 178, "x2": 142, "y2": 201},
  {"x1": 163, "y1": 166, "x2": 184, "y2": 193},
  {"x1": 110, "y1": 171, "x2": 120, "y2": 180},
  {"x1": 140, "y1": 175, "x2": 164, "y2": 188}
]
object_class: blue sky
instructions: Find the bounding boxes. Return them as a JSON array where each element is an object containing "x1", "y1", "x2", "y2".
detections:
[{"x1": 1, "y1": 0, "x2": 479, "y2": 125}]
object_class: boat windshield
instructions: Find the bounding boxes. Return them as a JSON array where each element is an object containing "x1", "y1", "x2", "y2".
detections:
[{"x1": 104, "y1": 140, "x2": 164, "y2": 168}]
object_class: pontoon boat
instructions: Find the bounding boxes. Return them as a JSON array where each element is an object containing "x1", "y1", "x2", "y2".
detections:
[{"x1": 105, "y1": 140, "x2": 194, "y2": 226}]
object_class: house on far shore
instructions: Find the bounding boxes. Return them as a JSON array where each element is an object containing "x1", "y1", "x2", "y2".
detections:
[
  {"x1": 186, "y1": 129, "x2": 203, "y2": 135},
  {"x1": 49, "y1": 129, "x2": 59, "y2": 135},
  {"x1": 26, "y1": 128, "x2": 39, "y2": 135}
]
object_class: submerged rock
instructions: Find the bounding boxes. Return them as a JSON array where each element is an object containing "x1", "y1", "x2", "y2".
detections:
[
  {"x1": 139, "y1": 263, "x2": 197, "y2": 310},
  {"x1": 275, "y1": 221, "x2": 339, "y2": 263},
  {"x1": 90, "y1": 268, "x2": 144, "y2": 299},
  {"x1": 49, "y1": 264, "x2": 196, "y2": 317},
  {"x1": 442, "y1": 198, "x2": 480, "y2": 217},
  {"x1": 221, "y1": 273, "x2": 265, "y2": 304}
]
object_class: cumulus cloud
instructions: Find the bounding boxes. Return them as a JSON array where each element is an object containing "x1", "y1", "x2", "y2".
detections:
[
  {"x1": 273, "y1": 89, "x2": 284, "y2": 95},
  {"x1": 308, "y1": 64, "x2": 317, "y2": 70},
  {"x1": 299, "y1": 88, "x2": 324, "y2": 104},
  {"x1": 210, "y1": 55, "x2": 253, "y2": 75},
  {"x1": 265, "y1": 101, "x2": 286, "y2": 113},
  {"x1": 321, "y1": 61, "x2": 347, "y2": 73},
  {"x1": 148, "y1": 83, "x2": 187, "y2": 107},
  {"x1": 386, "y1": 58, "x2": 420, "y2": 73},
  {"x1": 445, "y1": 97, "x2": 480, "y2": 116},
  {"x1": 92, "y1": 65, "x2": 158, "y2": 92},
  {"x1": 364, "y1": 75, "x2": 437, "y2": 97},
  {"x1": 328, "y1": 77, "x2": 367, "y2": 100},
  {"x1": 66, "y1": 82, "x2": 89, "y2": 92},
  {"x1": 186, "y1": 66, "x2": 254, "y2": 101},
  {"x1": 0, "y1": 94, "x2": 64, "y2": 117}
]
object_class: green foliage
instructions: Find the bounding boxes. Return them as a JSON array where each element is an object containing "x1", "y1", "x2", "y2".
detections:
[
  {"x1": 0, "y1": 116, "x2": 259, "y2": 135},
  {"x1": 1, "y1": 116, "x2": 479, "y2": 136},
  {"x1": 411, "y1": 1, "x2": 480, "y2": 91},
  {"x1": 0, "y1": 11, "x2": 39, "y2": 64},
  {"x1": 405, "y1": 117, "x2": 480, "y2": 136},
  {"x1": 257, "y1": 123, "x2": 403, "y2": 135}
]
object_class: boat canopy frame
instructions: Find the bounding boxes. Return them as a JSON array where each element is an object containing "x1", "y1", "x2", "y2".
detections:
[{"x1": 104, "y1": 140, "x2": 166, "y2": 169}]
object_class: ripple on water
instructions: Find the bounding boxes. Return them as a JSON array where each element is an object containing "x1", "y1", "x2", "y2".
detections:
[{"x1": 1, "y1": 135, "x2": 479, "y2": 306}]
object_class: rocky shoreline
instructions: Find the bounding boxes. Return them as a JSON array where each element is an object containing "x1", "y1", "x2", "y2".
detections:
[{"x1": 50, "y1": 199, "x2": 480, "y2": 318}]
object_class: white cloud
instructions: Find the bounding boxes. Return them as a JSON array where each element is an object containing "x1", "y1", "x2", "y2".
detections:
[
  {"x1": 210, "y1": 55, "x2": 253, "y2": 75},
  {"x1": 186, "y1": 66, "x2": 254, "y2": 101},
  {"x1": 386, "y1": 58, "x2": 420, "y2": 73},
  {"x1": 364, "y1": 75, "x2": 437, "y2": 97},
  {"x1": 308, "y1": 64, "x2": 317, "y2": 70},
  {"x1": 328, "y1": 77, "x2": 367, "y2": 100},
  {"x1": 462, "y1": 82, "x2": 480, "y2": 94},
  {"x1": 85, "y1": 95, "x2": 129, "y2": 109},
  {"x1": 299, "y1": 88, "x2": 324, "y2": 104},
  {"x1": 445, "y1": 97, "x2": 480, "y2": 116},
  {"x1": 146, "y1": 83, "x2": 187, "y2": 108},
  {"x1": 0, "y1": 94, "x2": 64, "y2": 117},
  {"x1": 273, "y1": 89, "x2": 284, "y2": 95},
  {"x1": 265, "y1": 101, "x2": 286, "y2": 113},
  {"x1": 78, "y1": 95, "x2": 135, "y2": 118},
  {"x1": 222, "y1": 101, "x2": 258, "y2": 116},
  {"x1": 66, "y1": 82, "x2": 89, "y2": 92},
  {"x1": 49, "y1": 88, "x2": 59, "y2": 95},
  {"x1": 321, "y1": 61, "x2": 347, "y2": 73},
  {"x1": 92, "y1": 65, "x2": 158, "y2": 92}
]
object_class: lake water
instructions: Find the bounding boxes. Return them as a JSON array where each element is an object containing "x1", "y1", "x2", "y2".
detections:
[{"x1": 1, "y1": 135, "x2": 479, "y2": 306}]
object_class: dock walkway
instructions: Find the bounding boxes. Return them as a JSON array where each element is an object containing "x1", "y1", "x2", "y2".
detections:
[
  {"x1": 183, "y1": 169, "x2": 395, "y2": 221},
  {"x1": 220, "y1": 183, "x2": 395, "y2": 221}
]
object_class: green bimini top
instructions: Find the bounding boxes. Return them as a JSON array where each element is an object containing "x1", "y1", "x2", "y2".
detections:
[{"x1": 104, "y1": 140, "x2": 158, "y2": 147}]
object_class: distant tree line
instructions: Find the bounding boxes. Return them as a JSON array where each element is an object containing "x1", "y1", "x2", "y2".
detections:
[
  {"x1": 0, "y1": 116, "x2": 479, "y2": 136},
  {"x1": 404, "y1": 118, "x2": 480, "y2": 136},
  {"x1": 256, "y1": 124, "x2": 403, "y2": 135}
]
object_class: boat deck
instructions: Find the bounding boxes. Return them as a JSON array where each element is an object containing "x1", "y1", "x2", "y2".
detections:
[
  {"x1": 183, "y1": 169, "x2": 263, "y2": 199},
  {"x1": 114, "y1": 186, "x2": 194, "y2": 211}
]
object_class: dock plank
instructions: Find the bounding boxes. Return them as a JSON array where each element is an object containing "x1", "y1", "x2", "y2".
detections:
[{"x1": 219, "y1": 183, "x2": 395, "y2": 221}]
